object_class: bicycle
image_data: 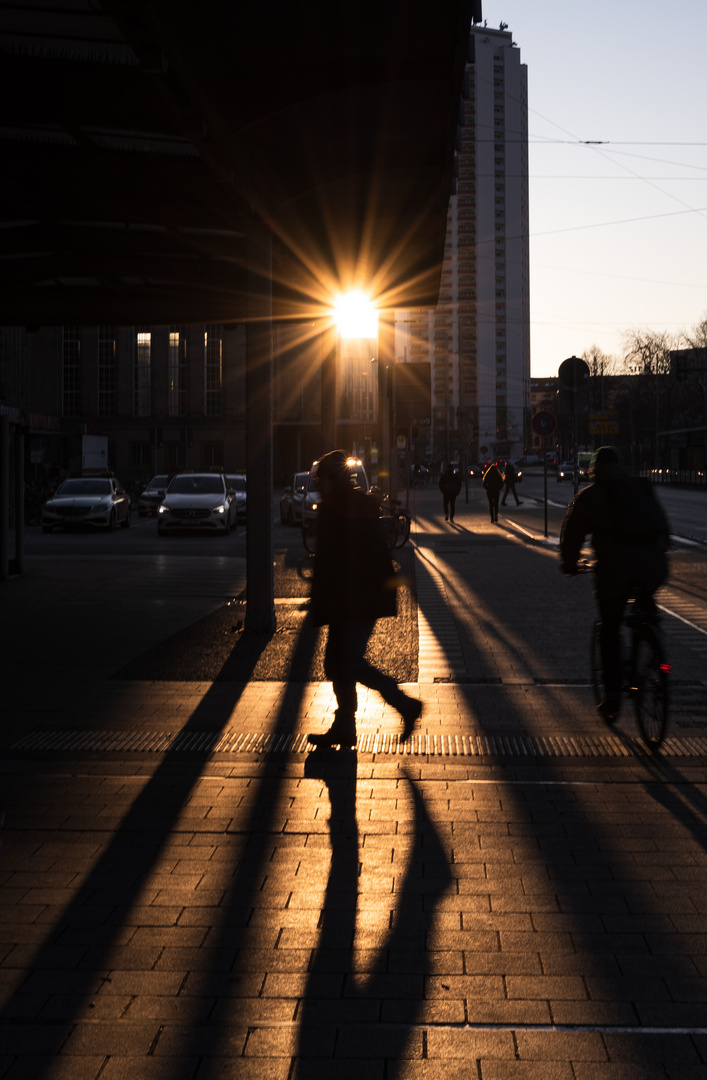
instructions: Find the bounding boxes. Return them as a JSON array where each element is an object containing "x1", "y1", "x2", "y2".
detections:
[
  {"x1": 369, "y1": 487, "x2": 411, "y2": 550},
  {"x1": 590, "y1": 596, "x2": 670, "y2": 752}
]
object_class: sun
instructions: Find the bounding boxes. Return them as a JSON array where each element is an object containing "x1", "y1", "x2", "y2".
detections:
[{"x1": 333, "y1": 290, "x2": 378, "y2": 339}]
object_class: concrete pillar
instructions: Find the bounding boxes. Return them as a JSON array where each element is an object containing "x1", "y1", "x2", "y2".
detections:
[
  {"x1": 244, "y1": 219, "x2": 276, "y2": 634},
  {"x1": 0, "y1": 415, "x2": 8, "y2": 580}
]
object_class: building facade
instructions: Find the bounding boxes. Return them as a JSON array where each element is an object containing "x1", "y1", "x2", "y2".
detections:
[
  {"x1": 7, "y1": 323, "x2": 247, "y2": 490},
  {"x1": 395, "y1": 23, "x2": 530, "y2": 467}
]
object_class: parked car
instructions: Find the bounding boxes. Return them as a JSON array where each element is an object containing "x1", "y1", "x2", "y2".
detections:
[
  {"x1": 42, "y1": 476, "x2": 131, "y2": 532},
  {"x1": 280, "y1": 471, "x2": 308, "y2": 524},
  {"x1": 226, "y1": 473, "x2": 247, "y2": 523},
  {"x1": 157, "y1": 472, "x2": 236, "y2": 535},
  {"x1": 138, "y1": 474, "x2": 170, "y2": 516},
  {"x1": 556, "y1": 461, "x2": 575, "y2": 483}
]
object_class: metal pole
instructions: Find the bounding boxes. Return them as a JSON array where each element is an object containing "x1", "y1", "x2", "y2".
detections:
[{"x1": 543, "y1": 454, "x2": 548, "y2": 538}]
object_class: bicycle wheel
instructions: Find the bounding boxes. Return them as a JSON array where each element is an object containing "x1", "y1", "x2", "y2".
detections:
[
  {"x1": 633, "y1": 626, "x2": 668, "y2": 751},
  {"x1": 589, "y1": 620, "x2": 615, "y2": 721},
  {"x1": 302, "y1": 520, "x2": 318, "y2": 554},
  {"x1": 393, "y1": 511, "x2": 411, "y2": 548}
]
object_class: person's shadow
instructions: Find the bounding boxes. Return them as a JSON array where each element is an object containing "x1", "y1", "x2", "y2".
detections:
[{"x1": 295, "y1": 749, "x2": 452, "y2": 1077}]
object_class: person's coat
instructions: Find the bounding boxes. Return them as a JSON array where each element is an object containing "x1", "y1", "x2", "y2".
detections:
[
  {"x1": 309, "y1": 487, "x2": 397, "y2": 627},
  {"x1": 483, "y1": 465, "x2": 503, "y2": 493}
]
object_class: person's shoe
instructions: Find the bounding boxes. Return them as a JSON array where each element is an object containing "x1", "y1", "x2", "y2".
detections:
[
  {"x1": 308, "y1": 722, "x2": 357, "y2": 749},
  {"x1": 444, "y1": 514, "x2": 448, "y2": 521},
  {"x1": 516, "y1": 501, "x2": 523, "y2": 506},
  {"x1": 450, "y1": 516, "x2": 454, "y2": 522},
  {"x1": 597, "y1": 694, "x2": 620, "y2": 724},
  {"x1": 400, "y1": 698, "x2": 423, "y2": 741}
]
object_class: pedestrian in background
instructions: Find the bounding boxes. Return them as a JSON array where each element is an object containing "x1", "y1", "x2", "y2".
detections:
[
  {"x1": 308, "y1": 449, "x2": 422, "y2": 749},
  {"x1": 439, "y1": 464, "x2": 462, "y2": 522},
  {"x1": 483, "y1": 462, "x2": 503, "y2": 523},
  {"x1": 501, "y1": 460, "x2": 522, "y2": 507}
]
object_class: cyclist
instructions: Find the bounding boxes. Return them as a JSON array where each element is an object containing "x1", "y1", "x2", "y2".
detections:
[{"x1": 559, "y1": 446, "x2": 670, "y2": 721}]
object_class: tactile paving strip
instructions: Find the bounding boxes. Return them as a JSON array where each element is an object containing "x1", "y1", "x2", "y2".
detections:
[{"x1": 9, "y1": 729, "x2": 707, "y2": 757}]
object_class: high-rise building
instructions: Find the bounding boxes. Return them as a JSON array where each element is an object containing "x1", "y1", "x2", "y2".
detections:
[{"x1": 396, "y1": 23, "x2": 530, "y2": 466}]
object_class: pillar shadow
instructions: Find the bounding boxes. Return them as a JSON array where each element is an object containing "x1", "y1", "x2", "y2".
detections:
[
  {"x1": 0, "y1": 625, "x2": 277, "y2": 1072},
  {"x1": 293, "y1": 750, "x2": 452, "y2": 1079}
]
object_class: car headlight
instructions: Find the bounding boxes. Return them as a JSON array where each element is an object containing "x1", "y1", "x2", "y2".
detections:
[
  {"x1": 213, "y1": 504, "x2": 226, "y2": 514},
  {"x1": 158, "y1": 505, "x2": 170, "y2": 515}
]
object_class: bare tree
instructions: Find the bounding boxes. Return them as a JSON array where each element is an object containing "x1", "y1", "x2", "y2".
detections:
[
  {"x1": 621, "y1": 327, "x2": 675, "y2": 376},
  {"x1": 581, "y1": 346, "x2": 619, "y2": 377}
]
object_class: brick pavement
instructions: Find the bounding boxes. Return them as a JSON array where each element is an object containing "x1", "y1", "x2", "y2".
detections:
[{"x1": 2, "y1": 492, "x2": 707, "y2": 1079}]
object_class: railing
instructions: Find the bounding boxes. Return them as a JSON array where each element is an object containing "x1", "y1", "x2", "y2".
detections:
[{"x1": 644, "y1": 468, "x2": 707, "y2": 488}]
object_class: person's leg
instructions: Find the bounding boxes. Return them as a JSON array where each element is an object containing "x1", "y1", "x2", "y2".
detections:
[
  {"x1": 449, "y1": 495, "x2": 456, "y2": 521},
  {"x1": 343, "y1": 618, "x2": 422, "y2": 735},
  {"x1": 493, "y1": 492, "x2": 500, "y2": 521},
  {"x1": 310, "y1": 621, "x2": 358, "y2": 746},
  {"x1": 443, "y1": 493, "x2": 449, "y2": 520},
  {"x1": 486, "y1": 491, "x2": 494, "y2": 522},
  {"x1": 501, "y1": 483, "x2": 508, "y2": 505},
  {"x1": 512, "y1": 482, "x2": 521, "y2": 506}
]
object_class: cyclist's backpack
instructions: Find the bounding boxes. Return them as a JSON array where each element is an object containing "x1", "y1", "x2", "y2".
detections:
[{"x1": 607, "y1": 477, "x2": 666, "y2": 546}]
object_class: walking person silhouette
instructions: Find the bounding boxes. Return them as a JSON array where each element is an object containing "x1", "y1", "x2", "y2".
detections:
[{"x1": 308, "y1": 450, "x2": 422, "y2": 748}]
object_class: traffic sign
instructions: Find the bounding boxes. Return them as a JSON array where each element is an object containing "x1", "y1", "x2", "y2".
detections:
[
  {"x1": 531, "y1": 411, "x2": 557, "y2": 436},
  {"x1": 558, "y1": 356, "x2": 590, "y2": 390}
]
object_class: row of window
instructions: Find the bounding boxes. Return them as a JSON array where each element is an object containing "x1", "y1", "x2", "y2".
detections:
[{"x1": 61, "y1": 326, "x2": 223, "y2": 419}]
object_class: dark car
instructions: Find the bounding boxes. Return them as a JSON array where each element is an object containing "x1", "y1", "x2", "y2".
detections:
[
  {"x1": 302, "y1": 456, "x2": 369, "y2": 529},
  {"x1": 138, "y1": 474, "x2": 170, "y2": 516},
  {"x1": 280, "y1": 471, "x2": 308, "y2": 524},
  {"x1": 226, "y1": 473, "x2": 247, "y2": 523},
  {"x1": 42, "y1": 476, "x2": 131, "y2": 532}
]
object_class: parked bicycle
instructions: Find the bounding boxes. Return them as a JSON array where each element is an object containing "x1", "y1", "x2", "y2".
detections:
[
  {"x1": 588, "y1": 582, "x2": 670, "y2": 752},
  {"x1": 370, "y1": 487, "x2": 411, "y2": 550}
]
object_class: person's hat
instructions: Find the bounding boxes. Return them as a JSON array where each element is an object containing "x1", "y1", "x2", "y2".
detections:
[{"x1": 316, "y1": 449, "x2": 349, "y2": 482}]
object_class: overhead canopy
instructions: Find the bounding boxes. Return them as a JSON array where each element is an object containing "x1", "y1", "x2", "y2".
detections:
[{"x1": 0, "y1": 0, "x2": 481, "y2": 326}]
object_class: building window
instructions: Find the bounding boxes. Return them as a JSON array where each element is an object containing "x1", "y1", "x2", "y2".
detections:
[
  {"x1": 204, "y1": 325, "x2": 222, "y2": 417},
  {"x1": 130, "y1": 442, "x2": 151, "y2": 469},
  {"x1": 62, "y1": 326, "x2": 80, "y2": 417},
  {"x1": 164, "y1": 440, "x2": 184, "y2": 470},
  {"x1": 202, "y1": 441, "x2": 224, "y2": 469},
  {"x1": 168, "y1": 327, "x2": 187, "y2": 417},
  {"x1": 98, "y1": 326, "x2": 116, "y2": 417},
  {"x1": 134, "y1": 328, "x2": 151, "y2": 417}
]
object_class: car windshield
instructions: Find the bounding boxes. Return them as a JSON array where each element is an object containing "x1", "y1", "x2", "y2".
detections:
[
  {"x1": 56, "y1": 480, "x2": 112, "y2": 496},
  {"x1": 147, "y1": 476, "x2": 169, "y2": 490},
  {"x1": 227, "y1": 476, "x2": 246, "y2": 492},
  {"x1": 169, "y1": 476, "x2": 224, "y2": 495}
]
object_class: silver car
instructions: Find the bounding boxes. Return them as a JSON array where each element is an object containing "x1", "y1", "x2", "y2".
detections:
[
  {"x1": 42, "y1": 476, "x2": 131, "y2": 532},
  {"x1": 157, "y1": 473, "x2": 236, "y2": 535}
]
